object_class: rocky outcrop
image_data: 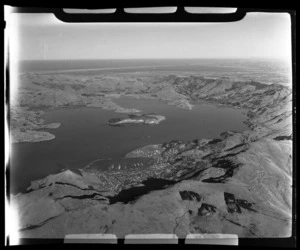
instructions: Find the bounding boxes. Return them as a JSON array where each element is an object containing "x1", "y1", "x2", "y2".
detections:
[
  {"x1": 198, "y1": 203, "x2": 217, "y2": 216},
  {"x1": 179, "y1": 191, "x2": 202, "y2": 202}
]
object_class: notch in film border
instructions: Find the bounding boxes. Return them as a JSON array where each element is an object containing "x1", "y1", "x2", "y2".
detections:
[{"x1": 63, "y1": 233, "x2": 239, "y2": 245}]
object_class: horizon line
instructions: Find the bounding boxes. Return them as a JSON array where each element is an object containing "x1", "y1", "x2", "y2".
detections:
[{"x1": 17, "y1": 57, "x2": 289, "y2": 62}]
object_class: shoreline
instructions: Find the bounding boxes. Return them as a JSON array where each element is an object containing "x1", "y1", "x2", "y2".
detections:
[
  {"x1": 10, "y1": 72, "x2": 293, "y2": 238},
  {"x1": 12, "y1": 95, "x2": 250, "y2": 144}
]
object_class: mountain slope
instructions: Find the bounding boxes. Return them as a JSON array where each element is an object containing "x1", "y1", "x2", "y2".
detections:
[{"x1": 11, "y1": 72, "x2": 293, "y2": 238}]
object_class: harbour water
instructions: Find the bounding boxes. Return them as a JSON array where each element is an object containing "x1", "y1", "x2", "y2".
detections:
[{"x1": 10, "y1": 96, "x2": 248, "y2": 194}]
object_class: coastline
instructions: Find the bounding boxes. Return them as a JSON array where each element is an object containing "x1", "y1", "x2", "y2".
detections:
[
  {"x1": 11, "y1": 71, "x2": 290, "y2": 145},
  {"x1": 10, "y1": 71, "x2": 293, "y2": 238},
  {"x1": 10, "y1": 96, "x2": 247, "y2": 143}
]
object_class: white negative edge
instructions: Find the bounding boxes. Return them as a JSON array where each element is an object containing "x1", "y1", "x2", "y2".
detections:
[
  {"x1": 184, "y1": 7, "x2": 238, "y2": 14},
  {"x1": 5, "y1": 5, "x2": 21, "y2": 246},
  {"x1": 185, "y1": 234, "x2": 238, "y2": 245},
  {"x1": 63, "y1": 9, "x2": 116, "y2": 14},
  {"x1": 124, "y1": 7, "x2": 177, "y2": 14},
  {"x1": 125, "y1": 234, "x2": 179, "y2": 239},
  {"x1": 64, "y1": 234, "x2": 118, "y2": 240},
  {"x1": 185, "y1": 240, "x2": 238, "y2": 245},
  {"x1": 124, "y1": 234, "x2": 178, "y2": 244},
  {"x1": 186, "y1": 233, "x2": 238, "y2": 239}
]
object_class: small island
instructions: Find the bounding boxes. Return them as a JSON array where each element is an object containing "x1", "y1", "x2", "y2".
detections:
[{"x1": 108, "y1": 113, "x2": 166, "y2": 126}]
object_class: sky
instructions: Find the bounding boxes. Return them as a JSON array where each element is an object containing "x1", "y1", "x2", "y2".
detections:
[{"x1": 8, "y1": 12, "x2": 292, "y2": 61}]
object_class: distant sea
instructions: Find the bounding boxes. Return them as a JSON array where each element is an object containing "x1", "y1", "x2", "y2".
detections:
[{"x1": 17, "y1": 58, "x2": 292, "y2": 87}]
